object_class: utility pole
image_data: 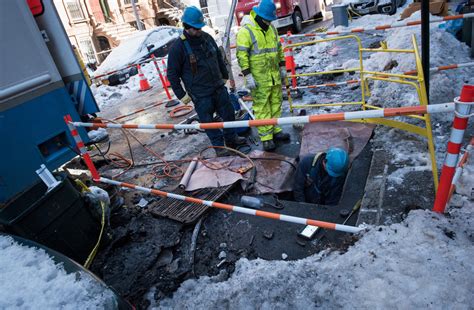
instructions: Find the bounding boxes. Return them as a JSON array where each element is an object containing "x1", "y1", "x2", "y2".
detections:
[
  {"x1": 421, "y1": 0, "x2": 429, "y2": 102},
  {"x1": 222, "y1": 0, "x2": 238, "y2": 91},
  {"x1": 132, "y1": 0, "x2": 144, "y2": 30}
]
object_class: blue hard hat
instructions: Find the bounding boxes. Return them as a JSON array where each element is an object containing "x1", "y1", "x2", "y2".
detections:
[
  {"x1": 325, "y1": 147, "x2": 349, "y2": 177},
  {"x1": 182, "y1": 6, "x2": 206, "y2": 29},
  {"x1": 253, "y1": 0, "x2": 277, "y2": 21}
]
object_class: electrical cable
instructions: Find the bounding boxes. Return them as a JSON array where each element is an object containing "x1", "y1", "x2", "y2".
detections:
[
  {"x1": 91, "y1": 141, "x2": 111, "y2": 158},
  {"x1": 169, "y1": 105, "x2": 194, "y2": 118},
  {"x1": 84, "y1": 201, "x2": 106, "y2": 269},
  {"x1": 198, "y1": 146, "x2": 257, "y2": 191}
]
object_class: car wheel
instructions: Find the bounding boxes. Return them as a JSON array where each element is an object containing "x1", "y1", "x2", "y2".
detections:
[
  {"x1": 388, "y1": 1, "x2": 397, "y2": 15},
  {"x1": 378, "y1": 0, "x2": 397, "y2": 15},
  {"x1": 292, "y1": 10, "x2": 303, "y2": 33}
]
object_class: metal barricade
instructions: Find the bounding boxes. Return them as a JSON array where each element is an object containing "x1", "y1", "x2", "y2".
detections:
[{"x1": 283, "y1": 34, "x2": 439, "y2": 190}]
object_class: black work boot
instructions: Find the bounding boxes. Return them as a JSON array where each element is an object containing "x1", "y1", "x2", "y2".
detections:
[
  {"x1": 274, "y1": 131, "x2": 290, "y2": 141},
  {"x1": 225, "y1": 135, "x2": 247, "y2": 148},
  {"x1": 262, "y1": 140, "x2": 276, "y2": 151}
]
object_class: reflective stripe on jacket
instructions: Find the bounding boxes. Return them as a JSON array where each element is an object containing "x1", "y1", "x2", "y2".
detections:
[{"x1": 236, "y1": 10, "x2": 285, "y2": 86}]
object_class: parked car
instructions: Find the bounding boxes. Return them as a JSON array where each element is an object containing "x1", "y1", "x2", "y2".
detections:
[
  {"x1": 349, "y1": 0, "x2": 406, "y2": 16},
  {"x1": 235, "y1": 0, "x2": 333, "y2": 34},
  {"x1": 94, "y1": 26, "x2": 182, "y2": 86}
]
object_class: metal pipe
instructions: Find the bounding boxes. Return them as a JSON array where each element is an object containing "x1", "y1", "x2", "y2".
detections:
[
  {"x1": 131, "y1": 0, "x2": 144, "y2": 31},
  {"x1": 222, "y1": 0, "x2": 238, "y2": 91},
  {"x1": 238, "y1": 98, "x2": 255, "y2": 119},
  {"x1": 179, "y1": 158, "x2": 198, "y2": 189},
  {"x1": 421, "y1": 0, "x2": 429, "y2": 101}
]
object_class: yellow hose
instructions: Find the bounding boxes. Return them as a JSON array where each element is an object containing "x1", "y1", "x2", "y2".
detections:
[{"x1": 84, "y1": 201, "x2": 106, "y2": 269}]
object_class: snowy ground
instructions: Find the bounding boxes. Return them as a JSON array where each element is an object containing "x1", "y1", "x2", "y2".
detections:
[
  {"x1": 291, "y1": 8, "x2": 474, "y2": 188},
  {"x1": 155, "y1": 198, "x2": 473, "y2": 309},
  {"x1": 0, "y1": 4, "x2": 474, "y2": 309},
  {"x1": 0, "y1": 235, "x2": 119, "y2": 308},
  {"x1": 149, "y1": 5, "x2": 474, "y2": 309}
]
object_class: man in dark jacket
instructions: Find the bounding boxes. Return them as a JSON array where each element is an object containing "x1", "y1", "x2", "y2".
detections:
[
  {"x1": 167, "y1": 6, "x2": 246, "y2": 156},
  {"x1": 293, "y1": 147, "x2": 349, "y2": 205}
]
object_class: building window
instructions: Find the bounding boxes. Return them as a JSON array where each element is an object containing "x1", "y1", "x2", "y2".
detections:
[
  {"x1": 79, "y1": 38, "x2": 96, "y2": 63},
  {"x1": 124, "y1": 0, "x2": 132, "y2": 5},
  {"x1": 65, "y1": 0, "x2": 85, "y2": 21}
]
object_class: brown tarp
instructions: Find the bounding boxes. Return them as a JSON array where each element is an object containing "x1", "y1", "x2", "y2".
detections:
[
  {"x1": 185, "y1": 150, "x2": 297, "y2": 194},
  {"x1": 185, "y1": 122, "x2": 374, "y2": 194}
]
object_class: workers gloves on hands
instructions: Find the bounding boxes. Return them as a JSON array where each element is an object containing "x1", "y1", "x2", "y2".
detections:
[
  {"x1": 245, "y1": 68, "x2": 287, "y2": 91},
  {"x1": 245, "y1": 74, "x2": 257, "y2": 91},
  {"x1": 180, "y1": 93, "x2": 192, "y2": 105}
]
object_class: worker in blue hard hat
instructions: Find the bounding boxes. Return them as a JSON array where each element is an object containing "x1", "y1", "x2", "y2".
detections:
[
  {"x1": 236, "y1": 0, "x2": 290, "y2": 152},
  {"x1": 293, "y1": 148, "x2": 350, "y2": 205},
  {"x1": 167, "y1": 6, "x2": 246, "y2": 156}
]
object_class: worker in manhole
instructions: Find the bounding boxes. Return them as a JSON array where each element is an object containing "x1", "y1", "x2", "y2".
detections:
[
  {"x1": 236, "y1": 0, "x2": 290, "y2": 152},
  {"x1": 293, "y1": 148, "x2": 350, "y2": 205},
  {"x1": 168, "y1": 6, "x2": 247, "y2": 156}
]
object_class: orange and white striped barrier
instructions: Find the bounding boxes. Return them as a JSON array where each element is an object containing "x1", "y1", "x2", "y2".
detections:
[
  {"x1": 71, "y1": 102, "x2": 454, "y2": 130},
  {"x1": 64, "y1": 115, "x2": 100, "y2": 181},
  {"x1": 137, "y1": 64, "x2": 151, "y2": 92},
  {"x1": 287, "y1": 62, "x2": 474, "y2": 91},
  {"x1": 283, "y1": 31, "x2": 297, "y2": 88},
  {"x1": 92, "y1": 58, "x2": 153, "y2": 81},
  {"x1": 151, "y1": 55, "x2": 172, "y2": 100},
  {"x1": 99, "y1": 177, "x2": 363, "y2": 233},
  {"x1": 63, "y1": 115, "x2": 362, "y2": 233},
  {"x1": 447, "y1": 137, "x2": 473, "y2": 204},
  {"x1": 161, "y1": 58, "x2": 171, "y2": 88},
  {"x1": 433, "y1": 85, "x2": 474, "y2": 213},
  {"x1": 284, "y1": 13, "x2": 474, "y2": 38},
  {"x1": 404, "y1": 62, "x2": 474, "y2": 76}
]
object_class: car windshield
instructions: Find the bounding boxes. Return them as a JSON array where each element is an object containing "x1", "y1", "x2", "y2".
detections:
[{"x1": 94, "y1": 27, "x2": 181, "y2": 76}]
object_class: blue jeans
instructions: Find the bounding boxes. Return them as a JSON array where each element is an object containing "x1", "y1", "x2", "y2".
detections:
[{"x1": 192, "y1": 86, "x2": 237, "y2": 146}]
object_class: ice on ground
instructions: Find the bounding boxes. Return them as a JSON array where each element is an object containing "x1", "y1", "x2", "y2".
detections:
[
  {"x1": 155, "y1": 196, "x2": 474, "y2": 309},
  {"x1": 0, "y1": 235, "x2": 117, "y2": 309}
]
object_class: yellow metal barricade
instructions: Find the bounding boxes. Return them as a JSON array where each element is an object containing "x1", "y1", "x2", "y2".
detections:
[
  {"x1": 283, "y1": 35, "x2": 438, "y2": 190},
  {"x1": 284, "y1": 35, "x2": 366, "y2": 111}
]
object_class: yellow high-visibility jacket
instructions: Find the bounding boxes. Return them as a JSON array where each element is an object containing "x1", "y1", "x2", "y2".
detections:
[{"x1": 236, "y1": 11, "x2": 285, "y2": 86}]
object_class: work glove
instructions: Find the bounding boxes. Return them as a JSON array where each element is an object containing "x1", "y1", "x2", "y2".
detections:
[
  {"x1": 280, "y1": 67, "x2": 288, "y2": 80},
  {"x1": 245, "y1": 74, "x2": 257, "y2": 91},
  {"x1": 180, "y1": 93, "x2": 192, "y2": 105}
]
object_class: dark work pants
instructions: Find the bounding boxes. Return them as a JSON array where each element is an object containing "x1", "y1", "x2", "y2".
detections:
[{"x1": 192, "y1": 86, "x2": 237, "y2": 146}]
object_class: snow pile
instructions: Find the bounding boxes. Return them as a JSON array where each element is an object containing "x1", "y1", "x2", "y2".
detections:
[
  {"x1": 293, "y1": 41, "x2": 333, "y2": 76},
  {"x1": 363, "y1": 11, "x2": 474, "y2": 109},
  {"x1": 92, "y1": 61, "x2": 163, "y2": 109},
  {"x1": 0, "y1": 235, "x2": 118, "y2": 308},
  {"x1": 156, "y1": 196, "x2": 474, "y2": 309}
]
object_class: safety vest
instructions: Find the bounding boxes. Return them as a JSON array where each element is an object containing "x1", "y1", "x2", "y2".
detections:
[{"x1": 236, "y1": 11, "x2": 285, "y2": 86}]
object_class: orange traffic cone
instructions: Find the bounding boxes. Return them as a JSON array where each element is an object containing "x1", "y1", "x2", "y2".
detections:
[
  {"x1": 161, "y1": 59, "x2": 171, "y2": 87},
  {"x1": 137, "y1": 64, "x2": 151, "y2": 92}
]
